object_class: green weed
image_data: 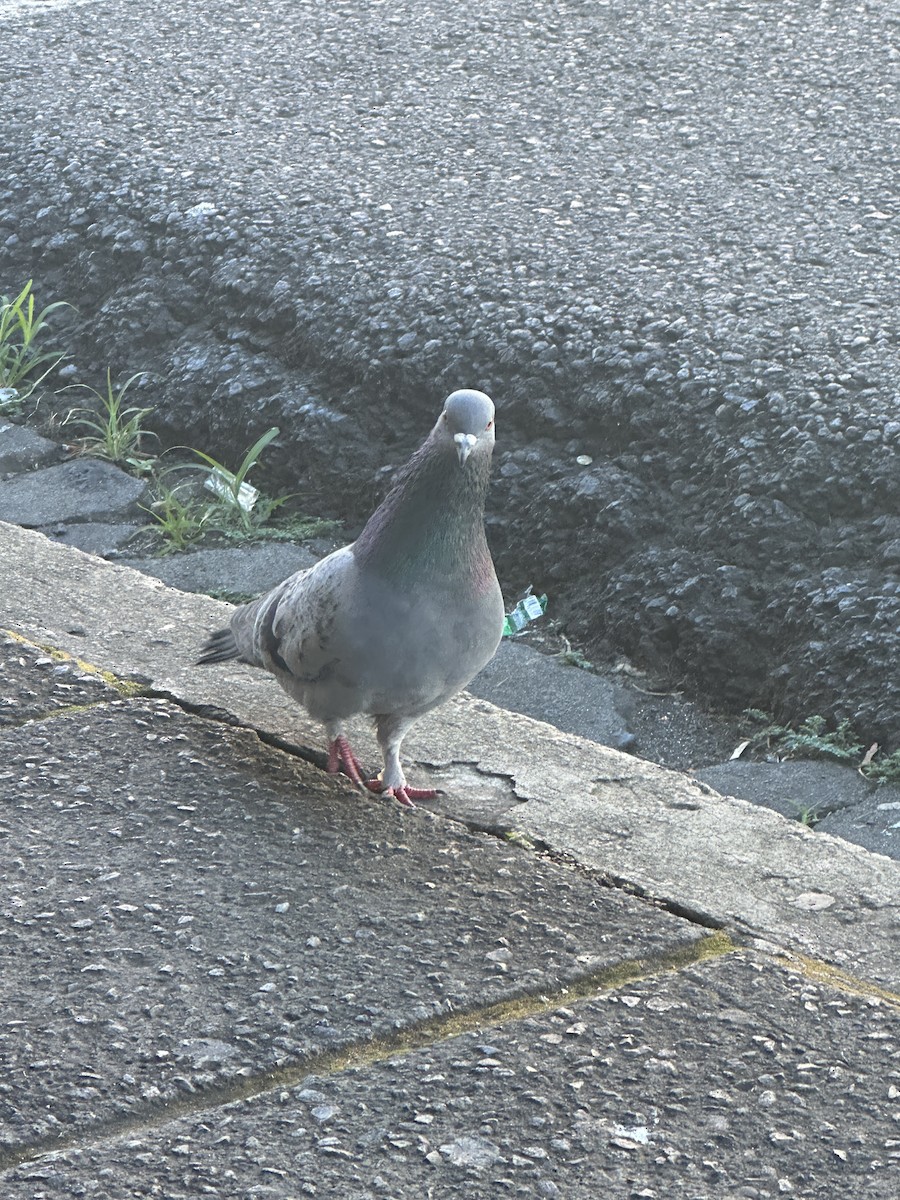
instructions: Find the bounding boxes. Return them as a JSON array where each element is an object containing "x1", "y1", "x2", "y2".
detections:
[
  {"x1": 189, "y1": 427, "x2": 293, "y2": 535},
  {"x1": 0, "y1": 280, "x2": 70, "y2": 410},
  {"x1": 215, "y1": 513, "x2": 341, "y2": 543},
  {"x1": 794, "y1": 804, "x2": 821, "y2": 828},
  {"x1": 861, "y1": 748, "x2": 900, "y2": 787},
  {"x1": 64, "y1": 369, "x2": 156, "y2": 466},
  {"x1": 741, "y1": 709, "x2": 900, "y2": 785},
  {"x1": 140, "y1": 479, "x2": 212, "y2": 554},
  {"x1": 742, "y1": 710, "x2": 862, "y2": 765},
  {"x1": 558, "y1": 646, "x2": 594, "y2": 671}
]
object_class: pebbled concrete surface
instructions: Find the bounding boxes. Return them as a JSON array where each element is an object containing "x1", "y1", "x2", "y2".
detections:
[
  {"x1": 2, "y1": 0, "x2": 899, "y2": 740},
  {"x1": 0, "y1": 631, "x2": 123, "y2": 726},
  {"x1": 0, "y1": 664, "x2": 703, "y2": 1149},
  {"x1": 3, "y1": 952, "x2": 897, "y2": 1199}
]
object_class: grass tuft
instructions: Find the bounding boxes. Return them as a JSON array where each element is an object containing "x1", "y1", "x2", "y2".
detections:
[
  {"x1": 64, "y1": 369, "x2": 157, "y2": 466},
  {"x1": 0, "y1": 280, "x2": 70, "y2": 412}
]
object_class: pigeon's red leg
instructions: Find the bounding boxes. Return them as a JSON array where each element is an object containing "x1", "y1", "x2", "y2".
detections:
[
  {"x1": 327, "y1": 735, "x2": 368, "y2": 789},
  {"x1": 326, "y1": 738, "x2": 436, "y2": 807}
]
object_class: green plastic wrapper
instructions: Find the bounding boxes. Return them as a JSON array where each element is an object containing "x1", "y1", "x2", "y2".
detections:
[{"x1": 502, "y1": 592, "x2": 548, "y2": 637}]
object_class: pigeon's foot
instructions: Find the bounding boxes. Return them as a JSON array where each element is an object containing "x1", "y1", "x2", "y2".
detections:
[
  {"x1": 326, "y1": 735, "x2": 369, "y2": 790},
  {"x1": 365, "y1": 779, "x2": 440, "y2": 809},
  {"x1": 327, "y1": 736, "x2": 439, "y2": 808}
]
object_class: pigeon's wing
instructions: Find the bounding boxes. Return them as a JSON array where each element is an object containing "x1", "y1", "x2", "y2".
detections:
[{"x1": 234, "y1": 546, "x2": 356, "y2": 682}]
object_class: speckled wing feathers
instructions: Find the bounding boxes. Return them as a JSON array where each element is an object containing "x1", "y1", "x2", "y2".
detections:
[{"x1": 230, "y1": 547, "x2": 354, "y2": 687}]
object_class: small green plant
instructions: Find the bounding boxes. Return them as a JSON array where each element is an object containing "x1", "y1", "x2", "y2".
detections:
[
  {"x1": 744, "y1": 709, "x2": 900, "y2": 786},
  {"x1": 64, "y1": 369, "x2": 156, "y2": 466},
  {"x1": 215, "y1": 513, "x2": 342, "y2": 543},
  {"x1": 140, "y1": 479, "x2": 212, "y2": 554},
  {"x1": 862, "y1": 748, "x2": 900, "y2": 786},
  {"x1": 189, "y1": 427, "x2": 292, "y2": 535},
  {"x1": 205, "y1": 588, "x2": 259, "y2": 605},
  {"x1": 0, "y1": 280, "x2": 70, "y2": 410},
  {"x1": 558, "y1": 646, "x2": 594, "y2": 671},
  {"x1": 742, "y1": 710, "x2": 863, "y2": 764},
  {"x1": 794, "y1": 803, "x2": 821, "y2": 828},
  {"x1": 781, "y1": 715, "x2": 863, "y2": 763}
]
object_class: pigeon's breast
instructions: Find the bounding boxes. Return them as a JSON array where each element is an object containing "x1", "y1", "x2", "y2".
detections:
[{"x1": 336, "y1": 569, "x2": 504, "y2": 719}]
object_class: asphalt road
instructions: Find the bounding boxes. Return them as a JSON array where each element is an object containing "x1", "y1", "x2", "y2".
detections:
[{"x1": 3, "y1": 0, "x2": 899, "y2": 735}]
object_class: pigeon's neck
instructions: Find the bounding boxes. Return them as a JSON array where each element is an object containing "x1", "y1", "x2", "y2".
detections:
[{"x1": 353, "y1": 438, "x2": 495, "y2": 589}]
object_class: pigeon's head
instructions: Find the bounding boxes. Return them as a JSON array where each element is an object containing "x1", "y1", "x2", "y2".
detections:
[{"x1": 438, "y1": 389, "x2": 496, "y2": 466}]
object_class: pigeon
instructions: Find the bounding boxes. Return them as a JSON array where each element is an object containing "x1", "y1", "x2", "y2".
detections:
[{"x1": 199, "y1": 389, "x2": 505, "y2": 806}]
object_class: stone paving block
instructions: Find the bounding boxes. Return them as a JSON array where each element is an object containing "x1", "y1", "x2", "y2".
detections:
[
  {"x1": 698, "y1": 760, "x2": 900, "y2": 859},
  {"x1": 0, "y1": 696, "x2": 702, "y2": 1151},
  {"x1": 468, "y1": 639, "x2": 635, "y2": 752},
  {"x1": 0, "y1": 423, "x2": 61, "y2": 477},
  {"x1": 0, "y1": 460, "x2": 147, "y2": 527},
  {"x1": 819, "y1": 793, "x2": 900, "y2": 858},
  {"x1": 120, "y1": 541, "x2": 318, "y2": 599},
  {"x1": 696, "y1": 759, "x2": 878, "y2": 823},
  {"x1": 4, "y1": 952, "x2": 896, "y2": 1198},
  {"x1": 44, "y1": 523, "x2": 143, "y2": 559}
]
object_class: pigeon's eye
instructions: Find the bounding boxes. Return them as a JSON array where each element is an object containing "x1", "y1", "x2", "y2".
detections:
[{"x1": 486, "y1": 419, "x2": 493, "y2": 430}]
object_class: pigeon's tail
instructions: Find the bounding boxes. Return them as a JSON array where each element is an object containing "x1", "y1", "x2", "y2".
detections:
[{"x1": 197, "y1": 627, "x2": 241, "y2": 665}]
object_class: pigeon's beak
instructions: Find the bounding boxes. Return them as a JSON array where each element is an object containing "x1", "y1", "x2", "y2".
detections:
[{"x1": 454, "y1": 432, "x2": 478, "y2": 466}]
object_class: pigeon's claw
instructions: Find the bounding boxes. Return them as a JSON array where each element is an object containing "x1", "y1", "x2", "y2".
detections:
[
  {"x1": 383, "y1": 786, "x2": 418, "y2": 809},
  {"x1": 364, "y1": 778, "x2": 441, "y2": 808},
  {"x1": 327, "y1": 735, "x2": 368, "y2": 790}
]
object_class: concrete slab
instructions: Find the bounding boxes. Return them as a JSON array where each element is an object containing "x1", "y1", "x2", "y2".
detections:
[
  {"x1": 3, "y1": 951, "x2": 896, "y2": 1198},
  {"x1": 0, "y1": 461, "x2": 147, "y2": 527},
  {"x1": 3, "y1": 522, "x2": 899, "y2": 992},
  {"x1": 0, "y1": 678, "x2": 702, "y2": 1151}
]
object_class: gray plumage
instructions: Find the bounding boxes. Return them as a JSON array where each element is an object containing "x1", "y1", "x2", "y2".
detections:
[{"x1": 199, "y1": 390, "x2": 505, "y2": 806}]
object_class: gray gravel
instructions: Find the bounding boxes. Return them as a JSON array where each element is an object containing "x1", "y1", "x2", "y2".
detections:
[{"x1": 2, "y1": 0, "x2": 899, "y2": 743}]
